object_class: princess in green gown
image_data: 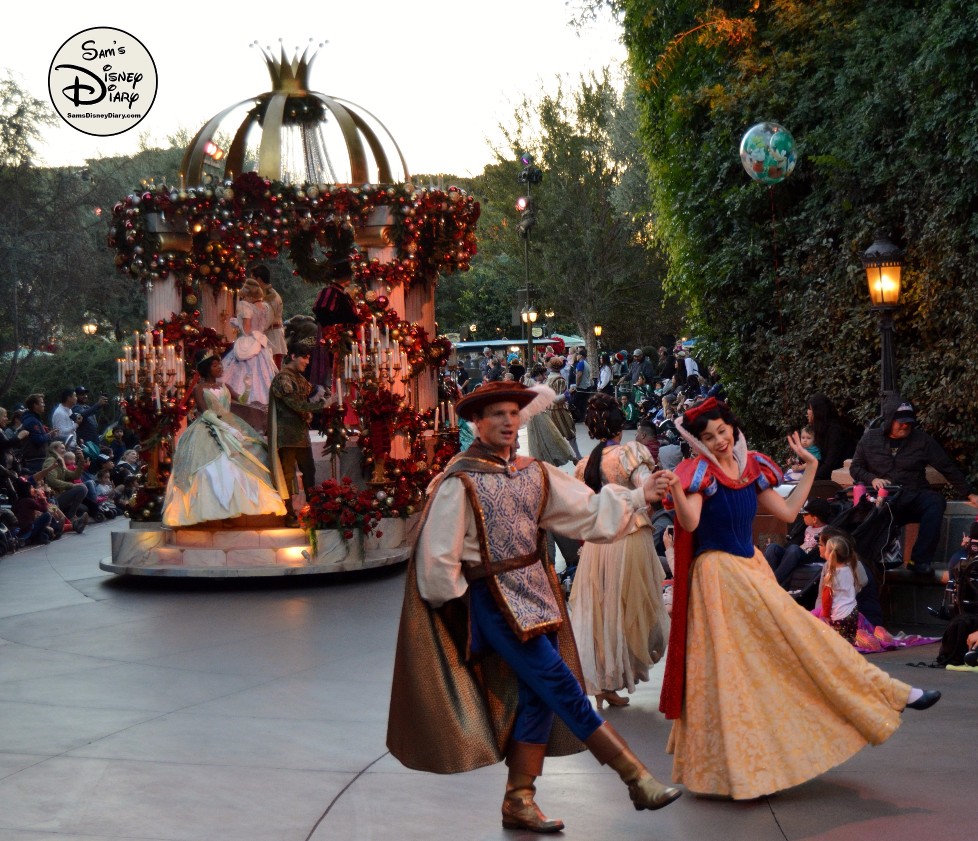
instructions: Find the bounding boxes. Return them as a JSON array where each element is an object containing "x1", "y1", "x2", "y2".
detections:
[{"x1": 162, "y1": 355, "x2": 286, "y2": 527}]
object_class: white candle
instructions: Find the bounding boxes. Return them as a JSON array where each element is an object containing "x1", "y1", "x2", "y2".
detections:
[
  {"x1": 336, "y1": 377, "x2": 343, "y2": 404},
  {"x1": 124, "y1": 344, "x2": 132, "y2": 363},
  {"x1": 117, "y1": 359, "x2": 124, "y2": 385},
  {"x1": 449, "y1": 402, "x2": 456, "y2": 428},
  {"x1": 434, "y1": 406, "x2": 440, "y2": 429},
  {"x1": 154, "y1": 384, "x2": 161, "y2": 411}
]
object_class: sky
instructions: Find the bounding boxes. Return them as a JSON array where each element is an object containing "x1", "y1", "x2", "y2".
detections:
[{"x1": 7, "y1": 0, "x2": 627, "y2": 178}]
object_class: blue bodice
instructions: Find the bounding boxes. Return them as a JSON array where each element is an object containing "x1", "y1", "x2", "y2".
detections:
[{"x1": 696, "y1": 482, "x2": 759, "y2": 558}]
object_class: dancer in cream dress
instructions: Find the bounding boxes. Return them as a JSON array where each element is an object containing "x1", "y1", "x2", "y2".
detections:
[{"x1": 570, "y1": 393, "x2": 669, "y2": 708}]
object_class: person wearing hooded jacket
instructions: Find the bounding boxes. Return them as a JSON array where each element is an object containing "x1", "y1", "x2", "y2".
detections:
[{"x1": 849, "y1": 395, "x2": 978, "y2": 574}]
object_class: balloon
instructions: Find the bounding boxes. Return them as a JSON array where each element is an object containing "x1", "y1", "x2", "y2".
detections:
[{"x1": 739, "y1": 122, "x2": 797, "y2": 185}]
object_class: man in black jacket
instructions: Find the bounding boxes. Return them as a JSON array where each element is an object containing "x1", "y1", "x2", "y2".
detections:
[{"x1": 850, "y1": 396, "x2": 978, "y2": 574}]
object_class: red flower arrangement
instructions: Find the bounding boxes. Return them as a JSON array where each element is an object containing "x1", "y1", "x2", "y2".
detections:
[{"x1": 298, "y1": 477, "x2": 383, "y2": 540}]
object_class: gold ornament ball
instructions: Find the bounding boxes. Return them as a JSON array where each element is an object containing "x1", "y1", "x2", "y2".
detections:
[{"x1": 184, "y1": 294, "x2": 198, "y2": 306}]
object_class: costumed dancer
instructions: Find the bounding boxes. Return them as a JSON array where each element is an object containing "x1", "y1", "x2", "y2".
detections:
[
  {"x1": 221, "y1": 277, "x2": 278, "y2": 405},
  {"x1": 268, "y1": 339, "x2": 330, "y2": 526},
  {"x1": 250, "y1": 264, "x2": 288, "y2": 368},
  {"x1": 387, "y1": 381, "x2": 681, "y2": 835},
  {"x1": 544, "y1": 355, "x2": 583, "y2": 463},
  {"x1": 657, "y1": 397, "x2": 942, "y2": 801},
  {"x1": 569, "y1": 392, "x2": 670, "y2": 709},
  {"x1": 162, "y1": 354, "x2": 285, "y2": 527}
]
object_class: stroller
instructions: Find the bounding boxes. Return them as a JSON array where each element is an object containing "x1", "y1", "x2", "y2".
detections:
[{"x1": 831, "y1": 488, "x2": 905, "y2": 576}]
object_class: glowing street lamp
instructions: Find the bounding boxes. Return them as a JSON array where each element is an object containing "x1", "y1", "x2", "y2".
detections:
[{"x1": 859, "y1": 232, "x2": 905, "y2": 406}]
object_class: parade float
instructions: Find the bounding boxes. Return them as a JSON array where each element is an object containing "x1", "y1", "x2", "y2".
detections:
[{"x1": 102, "y1": 42, "x2": 475, "y2": 577}]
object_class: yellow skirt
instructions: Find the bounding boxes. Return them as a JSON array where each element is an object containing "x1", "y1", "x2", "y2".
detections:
[{"x1": 668, "y1": 549, "x2": 910, "y2": 800}]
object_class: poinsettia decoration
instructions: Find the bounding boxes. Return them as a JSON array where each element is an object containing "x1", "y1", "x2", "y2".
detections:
[{"x1": 298, "y1": 477, "x2": 383, "y2": 539}]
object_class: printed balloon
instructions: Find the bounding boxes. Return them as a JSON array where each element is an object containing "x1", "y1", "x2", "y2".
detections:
[{"x1": 739, "y1": 122, "x2": 797, "y2": 185}]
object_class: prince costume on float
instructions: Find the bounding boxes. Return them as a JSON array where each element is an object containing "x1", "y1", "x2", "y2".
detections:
[{"x1": 387, "y1": 381, "x2": 681, "y2": 834}]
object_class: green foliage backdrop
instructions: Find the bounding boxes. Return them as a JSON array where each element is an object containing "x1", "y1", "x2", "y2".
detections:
[{"x1": 616, "y1": 0, "x2": 978, "y2": 479}]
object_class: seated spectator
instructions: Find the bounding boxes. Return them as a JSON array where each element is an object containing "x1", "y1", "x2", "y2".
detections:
[
  {"x1": 11, "y1": 475, "x2": 53, "y2": 546},
  {"x1": 806, "y1": 393, "x2": 861, "y2": 481},
  {"x1": 764, "y1": 497, "x2": 832, "y2": 586},
  {"x1": 631, "y1": 374, "x2": 652, "y2": 408},
  {"x1": 0, "y1": 406, "x2": 29, "y2": 463},
  {"x1": 112, "y1": 449, "x2": 141, "y2": 485},
  {"x1": 634, "y1": 418, "x2": 661, "y2": 467},
  {"x1": 62, "y1": 449, "x2": 101, "y2": 513},
  {"x1": 656, "y1": 417, "x2": 684, "y2": 471},
  {"x1": 95, "y1": 467, "x2": 125, "y2": 517},
  {"x1": 619, "y1": 394, "x2": 638, "y2": 429},
  {"x1": 849, "y1": 396, "x2": 978, "y2": 574},
  {"x1": 41, "y1": 441, "x2": 89, "y2": 533},
  {"x1": 20, "y1": 394, "x2": 53, "y2": 473}
]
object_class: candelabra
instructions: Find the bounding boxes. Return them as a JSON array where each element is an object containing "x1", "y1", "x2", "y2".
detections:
[
  {"x1": 116, "y1": 322, "x2": 187, "y2": 487},
  {"x1": 337, "y1": 317, "x2": 409, "y2": 402},
  {"x1": 338, "y1": 317, "x2": 413, "y2": 485}
]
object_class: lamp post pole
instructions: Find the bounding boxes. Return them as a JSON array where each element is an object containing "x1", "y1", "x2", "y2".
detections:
[
  {"x1": 517, "y1": 153, "x2": 542, "y2": 368},
  {"x1": 877, "y1": 307, "x2": 898, "y2": 398}
]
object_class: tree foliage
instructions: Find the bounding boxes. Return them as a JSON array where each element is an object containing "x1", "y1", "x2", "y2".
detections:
[
  {"x1": 613, "y1": 0, "x2": 978, "y2": 479},
  {"x1": 437, "y1": 69, "x2": 681, "y2": 359}
]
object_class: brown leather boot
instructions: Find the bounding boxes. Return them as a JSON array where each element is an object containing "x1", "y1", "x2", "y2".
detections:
[
  {"x1": 585, "y1": 721, "x2": 682, "y2": 811},
  {"x1": 501, "y1": 741, "x2": 565, "y2": 833}
]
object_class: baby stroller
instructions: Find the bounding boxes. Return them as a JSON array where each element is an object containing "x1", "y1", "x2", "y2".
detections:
[{"x1": 830, "y1": 488, "x2": 904, "y2": 576}]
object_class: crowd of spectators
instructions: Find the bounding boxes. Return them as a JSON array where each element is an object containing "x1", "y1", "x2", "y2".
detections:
[{"x1": 0, "y1": 386, "x2": 141, "y2": 553}]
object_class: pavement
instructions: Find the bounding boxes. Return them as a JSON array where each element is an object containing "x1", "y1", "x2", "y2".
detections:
[{"x1": 0, "y1": 426, "x2": 972, "y2": 841}]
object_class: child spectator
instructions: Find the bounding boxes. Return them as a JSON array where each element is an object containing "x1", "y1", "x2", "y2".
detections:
[
  {"x1": 764, "y1": 497, "x2": 833, "y2": 586},
  {"x1": 619, "y1": 394, "x2": 638, "y2": 430},
  {"x1": 12, "y1": 476, "x2": 53, "y2": 545},
  {"x1": 631, "y1": 374, "x2": 651, "y2": 409},
  {"x1": 818, "y1": 527, "x2": 861, "y2": 644},
  {"x1": 786, "y1": 425, "x2": 823, "y2": 477}
]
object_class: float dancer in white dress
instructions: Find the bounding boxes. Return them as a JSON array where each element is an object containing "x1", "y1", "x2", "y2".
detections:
[{"x1": 221, "y1": 278, "x2": 278, "y2": 405}]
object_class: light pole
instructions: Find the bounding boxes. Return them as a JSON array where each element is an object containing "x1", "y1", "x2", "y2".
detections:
[
  {"x1": 516, "y1": 153, "x2": 542, "y2": 366},
  {"x1": 82, "y1": 318, "x2": 98, "y2": 336},
  {"x1": 859, "y1": 232, "x2": 905, "y2": 411},
  {"x1": 521, "y1": 305, "x2": 538, "y2": 365},
  {"x1": 469, "y1": 323, "x2": 477, "y2": 341}
]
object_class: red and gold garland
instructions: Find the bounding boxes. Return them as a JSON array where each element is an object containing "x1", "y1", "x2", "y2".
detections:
[{"x1": 109, "y1": 174, "x2": 480, "y2": 292}]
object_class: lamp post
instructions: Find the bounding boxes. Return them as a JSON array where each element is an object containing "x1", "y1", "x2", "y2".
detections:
[
  {"x1": 593, "y1": 323, "x2": 602, "y2": 355},
  {"x1": 516, "y1": 153, "x2": 542, "y2": 367},
  {"x1": 82, "y1": 318, "x2": 98, "y2": 336},
  {"x1": 521, "y1": 304, "x2": 538, "y2": 365},
  {"x1": 469, "y1": 323, "x2": 477, "y2": 340},
  {"x1": 859, "y1": 232, "x2": 905, "y2": 410}
]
